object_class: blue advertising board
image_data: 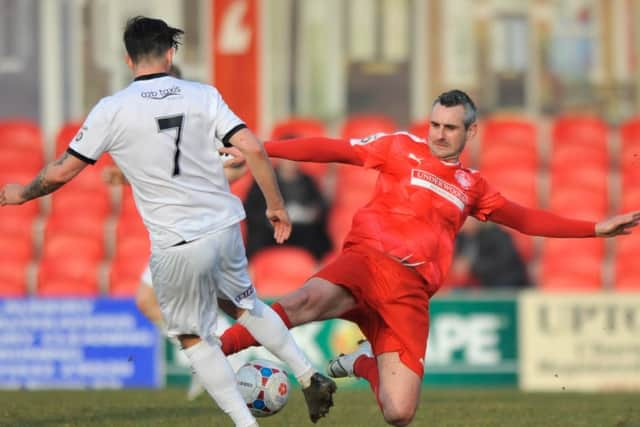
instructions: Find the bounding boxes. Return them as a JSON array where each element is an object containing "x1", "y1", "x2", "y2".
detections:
[{"x1": 0, "y1": 298, "x2": 161, "y2": 389}]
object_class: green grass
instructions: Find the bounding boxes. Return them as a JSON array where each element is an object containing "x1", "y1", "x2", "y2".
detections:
[{"x1": 1, "y1": 388, "x2": 639, "y2": 427}]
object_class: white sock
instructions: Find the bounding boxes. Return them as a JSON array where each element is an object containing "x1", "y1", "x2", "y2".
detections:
[
  {"x1": 184, "y1": 341, "x2": 257, "y2": 427},
  {"x1": 238, "y1": 300, "x2": 315, "y2": 388}
]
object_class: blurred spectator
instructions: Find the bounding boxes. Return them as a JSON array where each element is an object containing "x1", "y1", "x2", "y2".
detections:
[
  {"x1": 446, "y1": 218, "x2": 531, "y2": 290},
  {"x1": 245, "y1": 152, "x2": 331, "y2": 261}
]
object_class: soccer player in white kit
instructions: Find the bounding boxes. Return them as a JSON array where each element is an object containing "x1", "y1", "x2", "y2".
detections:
[
  {"x1": 0, "y1": 16, "x2": 336, "y2": 427},
  {"x1": 104, "y1": 143, "x2": 250, "y2": 401}
]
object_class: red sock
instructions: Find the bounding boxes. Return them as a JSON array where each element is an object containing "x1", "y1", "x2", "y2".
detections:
[
  {"x1": 221, "y1": 302, "x2": 293, "y2": 355},
  {"x1": 353, "y1": 355, "x2": 382, "y2": 409}
]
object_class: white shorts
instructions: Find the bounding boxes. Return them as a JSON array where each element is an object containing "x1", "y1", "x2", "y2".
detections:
[{"x1": 149, "y1": 224, "x2": 256, "y2": 346}]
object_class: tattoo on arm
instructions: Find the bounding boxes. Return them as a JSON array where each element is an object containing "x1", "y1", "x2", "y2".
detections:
[{"x1": 21, "y1": 152, "x2": 71, "y2": 201}]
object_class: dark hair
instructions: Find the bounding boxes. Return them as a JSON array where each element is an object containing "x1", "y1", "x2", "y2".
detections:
[
  {"x1": 123, "y1": 16, "x2": 184, "y2": 64},
  {"x1": 432, "y1": 89, "x2": 477, "y2": 129}
]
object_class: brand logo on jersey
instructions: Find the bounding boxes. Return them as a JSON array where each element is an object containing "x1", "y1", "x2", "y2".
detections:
[
  {"x1": 410, "y1": 169, "x2": 468, "y2": 210},
  {"x1": 141, "y1": 86, "x2": 182, "y2": 100},
  {"x1": 454, "y1": 170, "x2": 472, "y2": 189},
  {"x1": 234, "y1": 287, "x2": 255, "y2": 303},
  {"x1": 351, "y1": 132, "x2": 387, "y2": 146},
  {"x1": 408, "y1": 153, "x2": 423, "y2": 165},
  {"x1": 74, "y1": 126, "x2": 88, "y2": 142}
]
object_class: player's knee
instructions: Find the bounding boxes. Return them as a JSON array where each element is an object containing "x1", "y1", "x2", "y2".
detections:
[{"x1": 381, "y1": 398, "x2": 417, "y2": 426}]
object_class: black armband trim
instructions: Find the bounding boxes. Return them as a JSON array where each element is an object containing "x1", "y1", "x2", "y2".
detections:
[
  {"x1": 222, "y1": 124, "x2": 247, "y2": 147},
  {"x1": 66, "y1": 147, "x2": 97, "y2": 165}
]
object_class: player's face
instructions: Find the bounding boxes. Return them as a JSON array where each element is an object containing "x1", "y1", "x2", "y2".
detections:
[{"x1": 428, "y1": 103, "x2": 476, "y2": 162}]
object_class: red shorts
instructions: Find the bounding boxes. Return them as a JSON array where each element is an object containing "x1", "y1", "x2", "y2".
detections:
[{"x1": 313, "y1": 244, "x2": 430, "y2": 377}]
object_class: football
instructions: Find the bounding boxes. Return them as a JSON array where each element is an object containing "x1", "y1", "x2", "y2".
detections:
[{"x1": 236, "y1": 360, "x2": 290, "y2": 417}]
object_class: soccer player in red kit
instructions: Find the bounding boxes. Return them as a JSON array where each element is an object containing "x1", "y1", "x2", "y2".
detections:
[{"x1": 219, "y1": 90, "x2": 640, "y2": 426}]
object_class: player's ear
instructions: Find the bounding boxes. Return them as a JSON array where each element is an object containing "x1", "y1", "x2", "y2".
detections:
[
  {"x1": 165, "y1": 48, "x2": 175, "y2": 67},
  {"x1": 466, "y1": 122, "x2": 478, "y2": 140},
  {"x1": 124, "y1": 54, "x2": 134, "y2": 71}
]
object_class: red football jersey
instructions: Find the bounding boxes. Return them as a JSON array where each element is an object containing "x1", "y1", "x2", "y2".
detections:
[{"x1": 343, "y1": 132, "x2": 506, "y2": 295}]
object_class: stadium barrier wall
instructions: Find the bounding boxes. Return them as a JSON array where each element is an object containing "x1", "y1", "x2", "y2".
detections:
[
  {"x1": 519, "y1": 291, "x2": 640, "y2": 391},
  {"x1": 165, "y1": 295, "x2": 520, "y2": 388},
  {"x1": 0, "y1": 298, "x2": 162, "y2": 389}
]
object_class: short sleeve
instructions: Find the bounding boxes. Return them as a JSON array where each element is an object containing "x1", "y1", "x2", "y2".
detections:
[
  {"x1": 67, "y1": 97, "x2": 114, "y2": 164},
  {"x1": 470, "y1": 176, "x2": 507, "y2": 221},
  {"x1": 349, "y1": 132, "x2": 395, "y2": 170},
  {"x1": 209, "y1": 87, "x2": 246, "y2": 146}
]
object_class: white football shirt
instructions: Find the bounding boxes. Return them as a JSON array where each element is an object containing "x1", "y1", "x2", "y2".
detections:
[{"x1": 68, "y1": 73, "x2": 246, "y2": 249}]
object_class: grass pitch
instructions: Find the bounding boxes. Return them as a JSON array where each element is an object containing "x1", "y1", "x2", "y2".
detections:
[{"x1": 1, "y1": 388, "x2": 639, "y2": 427}]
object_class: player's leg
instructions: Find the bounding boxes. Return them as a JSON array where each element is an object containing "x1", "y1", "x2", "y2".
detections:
[
  {"x1": 135, "y1": 267, "x2": 163, "y2": 325},
  {"x1": 151, "y1": 239, "x2": 258, "y2": 427},
  {"x1": 135, "y1": 265, "x2": 207, "y2": 401},
  {"x1": 375, "y1": 352, "x2": 421, "y2": 426},
  {"x1": 220, "y1": 277, "x2": 356, "y2": 355},
  {"x1": 217, "y1": 225, "x2": 340, "y2": 423}
]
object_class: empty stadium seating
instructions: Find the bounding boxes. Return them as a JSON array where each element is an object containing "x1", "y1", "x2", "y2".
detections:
[
  {"x1": 0, "y1": 119, "x2": 44, "y2": 175},
  {"x1": 249, "y1": 247, "x2": 317, "y2": 297}
]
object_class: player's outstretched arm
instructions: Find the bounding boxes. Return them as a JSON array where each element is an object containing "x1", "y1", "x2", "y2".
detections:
[
  {"x1": 265, "y1": 136, "x2": 363, "y2": 165},
  {"x1": 0, "y1": 152, "x2": 88, "y2": 206},
  {"x1": 595, "y1": 211, "x2": 640, "y2": 237},
  {"x1": 228, "y1": 128, "x2": 291, "y2": 244},
  {"x1": 489, "y1": 200, "x2": 640, "y2": 239}
]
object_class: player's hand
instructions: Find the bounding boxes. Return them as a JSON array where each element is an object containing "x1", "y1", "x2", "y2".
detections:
[
  {"x1": 595, "y1": 211, "x2": 640, "y2": 237},
  {"x1": 0, "y1": 183, "x2": 26, "y2": 206},
  {"x1": 265, "y1": 207, "x2": 292, "y2": 244},
  {"x1": 102, "y1": 165, "x2": 127, "y2": 185},
  {"x1": 219, "y1": 146, "x2": 247, "y2": 169}
]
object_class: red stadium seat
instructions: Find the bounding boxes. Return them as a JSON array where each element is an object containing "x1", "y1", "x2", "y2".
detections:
[
  {"x1": 54, "y1": 121, "x2": 83, "y2": 158},
  {"x1": 482, "y1": 168, "x2": 538, "y2": 207},
  {"x1": 543, "y1": 238, "x2": 605, "y2": 260},
  {"x1": 41, "y1": 233, "x2": 104, "y2": 263},
  {"x1": 0, "y1": 260, "x2": 29, "y2": 297},
  {"x1": 0, "y1": 119, "x2": 44, "y2": 156},
  {"x1": 479, "y1": 143, "x2": 538, "y2": 171},
  {"x1": 37, "y1": 257, "x2": 100, "y2": 297},
  {"x1": 0, "y1": 227, "x2": 33, "y2": 296},
  {"x1": 540, "y1": 253, "x2": 603, "y2": 291},
  {"x1": 0, "y1": 120, "x2": 45, "y2": 175},
  {"x1": 340, "y1": 114, "x2": 397, "y2": 139},
  {"x1": 50, "y1": 189, "x2": 111, "y2": 221},
  {"x1": 0, "y1": 202, "x2": 38, "y2": 238},
  {"x1": 619, "y1": 116, "x2": 640, "y2": 172},
  {"x1": 550, "y1": 143, "x2": 609, "y2": 172},
  {"x1": 550, "y1": 166, "x2": 609, "y2": 202},
  {"x1": 614, "y1": 234, "x2": 640, "y2": 262},
  {"x1": 115, "y1": 211, "x2": 148, "y2": 243},
  {"x1": 109, "y1": 251, "x2": 149, "y2": 297},
  {"x1": 552, "y1": 115, "x2": 608, "y2": 148},
  {"x1": 249, "y1": 247, "x2": 317, "y2": 297},
  {"x1": 614, "y1": 257, "x2": 640, "y2": 291},
  {"x1": 481, "y1": 117, "x2": 537, "y2": 149},
  {"x1": 619, "y1": 185, "x2": 640, "y2": 213},
  {"x1": 0, "y1": 234, "x2": 34, "y2": 263},
  {"x1": 44, "y1": 213, "x2": 106, "y2": 251},
  {"x1": 479, "y1": 117, "x2": 538, "y2": 170},
  {"x1": 548, "y1": 187, "x2": 608, "y2": 220}
]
